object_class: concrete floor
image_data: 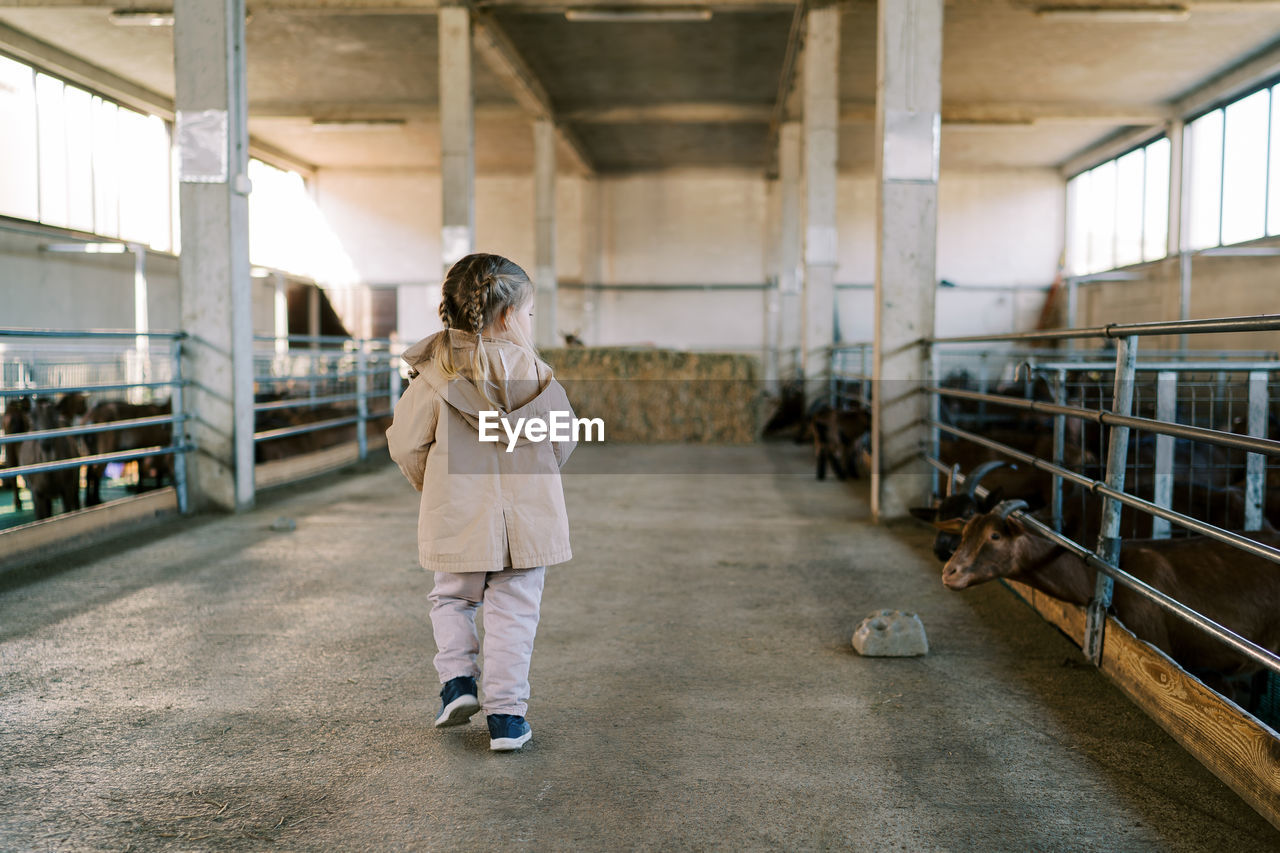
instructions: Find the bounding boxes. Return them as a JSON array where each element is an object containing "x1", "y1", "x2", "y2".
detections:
[{"x1": 1, "y1": 444, "x2": 1277, "y2": 851}]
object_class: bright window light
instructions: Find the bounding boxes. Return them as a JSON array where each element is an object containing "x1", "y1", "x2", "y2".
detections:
[
  {"x1": 36, "y1": 73, "x2": 69, "y2": 228},
  {"x1": 65, "y1": 83, "x2": 95, "y2": 233},
  {"x1": 92, "y1": 96, "x2": 121, "y2": 238},
  {"x1": 1114, "y1": 148, "x2": 1145, "y2": 268},
  {"x1": 1066, "y1": 172, "x2": 1090, "y2": 275},
  {"x1": 1269, "y1": 83, "x2": 1280, "y2": 238},
  {"x1": 1187, "y1": 109, "x2": 1224, "y2": 250},
  {"x1": 1142, "y1": 137, "x2": 1170, "y2": 261},
  {"x1": 0, "y1": 55, "x2": 38, "y2": 221},
  {"x1": 1088, "y1": 160, "x2": 1117, "y2": 273},
  {"x1": 248, "y1": 158, "x2": 359, "y2": 286},
  {"x1": 1066, "y1": 134, "x2": 1172, "y2": 275},
  {"x1": 117, "y1": 108, "x2": 171, "y2": 251},
  {"x1": 1221, "y1": 88, "x2": 1269, "y2": 246}
]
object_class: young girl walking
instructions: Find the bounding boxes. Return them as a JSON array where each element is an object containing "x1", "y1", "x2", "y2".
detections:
[{"x1": 387, "y1": 253, "x2": 576, "y2": 752}]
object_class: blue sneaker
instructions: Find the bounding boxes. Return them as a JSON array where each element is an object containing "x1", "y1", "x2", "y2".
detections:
[
  {"x1": 487, "y1": 714, "x2": 532, "y2": 751},
  {"x1": 434, "y1": 676, "x2": 480, "y2": 728}
]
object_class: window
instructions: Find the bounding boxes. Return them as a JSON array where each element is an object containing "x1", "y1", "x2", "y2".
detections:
[
  {"x1": 247, "y1": 159, "x2": 359, "y2": 286},
  {"x1": 1185, "y1": 82, "x2": 1280, "y2": 250},
  {"x1": 36, "y1": 73, "x2": 69, "y2": 228},
  {"x1": 0, "y1": 55, "x2": 38, "y2": 220},
  {"x1": 1067, "y1": 136, "x2": 1170, "y2": 274},
  {"x1": 0, "y1": 51, "x2": 343, "y2": 280},
  {"x1": 0, "y1": 54, "x2": 173, "y2": 250}
]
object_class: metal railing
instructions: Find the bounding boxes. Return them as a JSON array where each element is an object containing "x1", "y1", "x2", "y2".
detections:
[
  {"x1": 923, "y1": 313, "x2": 1280, "y2": 682},
  {"x1": 0, "y1": 328, "x2": 192, "y2": 516},
  {"x1": 828, "y1": 342, "x2": 872, "y2": 409},
  {"x1": 252, "y1": 335, "x2": 403, "y2": 463}
]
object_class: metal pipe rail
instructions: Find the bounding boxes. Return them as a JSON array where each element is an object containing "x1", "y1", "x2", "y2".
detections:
[
  {"x1": 0, "y1": 328, "x2": 185, "y2": 340},
  {"x1": 924, "y1": 313, "x2": 1280, "y2": 684},
  {"x1": 1, "y1": 380, "x2": 185, "y2": 400},
  {"x1": 1032, "y1": 361, "x2": 1280, "y2": 373},
  {"x1": 3, "y1": 444, "x2": 192, "y2": 480},
  {"x1": 928, "y1": 313, "x2": 1280, "y2": 345},
  {"x1": 929, "y1": 385, "x2": 1280, "y2": 458},
  {"x1": 923, "y1": 456, "x2": 1280, "y2": 678},
  {"x1": 929, "y1": 419, "x2": 1280, "y2": 566},
  {"x1": 253, "y1": 415, "x2": 360, "y2": 443},
  {"x1": 250, "y1": 336, "x2": 403, "y2": 464},
  {"x1": 252, "y1": 334, "x2": 391, "y2": 346},
  {"x1": 254, "y1": 393, "x2": 363, "y2": 413},
  {"x1": 254, "y1": 369, "x2": 390, "y2": 384},
  {"x1": 0, "y1": 414, "x2": 189, "y2": 447}
]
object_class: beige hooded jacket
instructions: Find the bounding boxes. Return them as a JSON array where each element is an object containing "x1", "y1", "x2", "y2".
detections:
[{"x1": 386, "y1": 330, "x2": 576, "y2": 572}]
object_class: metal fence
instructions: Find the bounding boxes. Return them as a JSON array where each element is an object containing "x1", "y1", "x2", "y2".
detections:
[
  {"x1": 0, "y1": 328, "x2": 192, "y2": 516},
  {"x1": 920, "y1": 315, "x2": 1280, "y2": 695},
  {"x1": 252, "y1": 334, "x2": 402, "y2": 463},
  {"x1": 829, "y1": 342, "x2": 872, "y2": 409},
  {"x1": 1, "y1": 329, "x2": 406, "y2": 530}
]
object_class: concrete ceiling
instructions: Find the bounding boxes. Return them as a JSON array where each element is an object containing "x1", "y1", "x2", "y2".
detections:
[{"x1": 0, "y1": 0, "x2": 1278, "y2": 175}]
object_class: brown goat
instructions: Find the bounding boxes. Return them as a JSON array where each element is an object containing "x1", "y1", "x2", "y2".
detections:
[
  {"x1": 82, "y1": 400, "x2": 173, "y2": 506},
  {"x1": 16, "y1": 398, "x2": 83, "y2": 520},
  {"x1": 811, "y1": 404, "x2": 870, "y2": 481},
  {"x1": 2, "y1": 397, "x2": 31, "y2": 511},
  {"x1": 940, "y1": 504, "x2": 1280, "y2": 689}
]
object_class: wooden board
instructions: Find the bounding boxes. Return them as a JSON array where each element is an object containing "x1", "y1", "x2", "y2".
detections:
[
  {"x1": 0, "y1": 487, "x2": 177, "y2": 572},
  {"x1": 1003, "y1": 579, "x2": 1280, "y2": 830},
  {"x1": 256, "y1": 442, "x2": 361, "y2": 490}
]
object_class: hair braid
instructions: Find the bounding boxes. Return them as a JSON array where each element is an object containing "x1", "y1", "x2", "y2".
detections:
[{"x1": 466, "y1": 268, "x2": 492, "y2": 334}]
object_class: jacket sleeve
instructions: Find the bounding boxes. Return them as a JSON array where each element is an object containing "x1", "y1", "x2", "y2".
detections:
[
  {"x1": 549, "y1": 380, "x2": 578, "y2": 469},
  {"x1": 386, "y1": 374, "x2": 439, "y2": 491}
]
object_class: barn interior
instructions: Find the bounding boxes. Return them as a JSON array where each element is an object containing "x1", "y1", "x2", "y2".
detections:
[{"x1": 2, "y1": 0, "x2": 1280, "y2": 847}]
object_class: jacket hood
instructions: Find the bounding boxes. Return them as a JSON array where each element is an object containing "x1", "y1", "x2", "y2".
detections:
[{"x1": 403, "y1": 330, "x2": 566, "y2": 446}]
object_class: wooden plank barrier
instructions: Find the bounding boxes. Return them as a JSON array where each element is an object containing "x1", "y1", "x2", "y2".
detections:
[
  {"x1": 254, "y1": 433, "x2": 386, "y2": 491},
  {"x1": 0, "y1": 487, "x2": 178, "y2": 572},
  {"x1": 1004, "y1": 579, "x2": 1280, "y2": 830}
]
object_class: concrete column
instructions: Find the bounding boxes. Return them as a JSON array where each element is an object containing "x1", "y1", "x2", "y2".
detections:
[
  {"x1": 439, "y1": 4, "x2": 475, "y2": 276},
  {"x1": 777, "y1": 121, "x2": 803, "y2": 381},
  {"x1": 762, "y1": 177, "x2": 780, "y2": 388},
  {"x1": 174, "y1": 0, "x2": 254, "y2": 512},
  {"x1": 1166, "y1": 118, "x2": 1184, "y2": 258},
  {"x1": 871, "y1": 0, "x2": 943, "y2": 521},
  {"x1": 534, "y1": 118, "x2": 557, "y2": 347},
  {"x1": 801, "y1": 6, "x2": 839, "y2": 391}
]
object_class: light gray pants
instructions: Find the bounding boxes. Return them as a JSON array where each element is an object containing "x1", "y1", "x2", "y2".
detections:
[{"x1": 428, "y1": 566, "x2": 546, "y2": 717}]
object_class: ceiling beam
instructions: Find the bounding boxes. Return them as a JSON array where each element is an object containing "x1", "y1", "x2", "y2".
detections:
[
  {"x1": 250, "y1": 101, "x2": 528, "y2": 121},
  {"x1": 251, "y1": 98, "x2": 1174, "y2": 127},
  {"x1": 563, "y1": 102, "x2": 774, "y2": 123},
  {"x1": 840, "y1": 101, "x2": 1173, "y2": 126},
  {"x1": 471, "y1": 10, "x2": 594, "y2": 174}
]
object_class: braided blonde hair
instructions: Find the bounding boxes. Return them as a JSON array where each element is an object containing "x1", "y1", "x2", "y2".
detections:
[{"x1": 431, "y1": 253, "x2": 539, "y2": 405}]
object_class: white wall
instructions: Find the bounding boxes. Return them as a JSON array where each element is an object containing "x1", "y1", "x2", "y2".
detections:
[
  {"x1": 578, "y1": 170, "x2": 768, "y2": 350},
  {"x1": 313, "y1": 170, "x2": 592, "y2": 345},
  {"x1": 834, "y1": 169, "x2": 1064, "y2": 343},
  {"x1": 0, "y1": 164, "x2": 1053, "y2": 353},
  {"x1": 0, "y1": 224, "x2": 277, "y2": 335}
]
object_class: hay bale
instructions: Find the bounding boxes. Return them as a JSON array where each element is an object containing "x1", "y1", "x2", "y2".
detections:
[{"x1": 541, "y1": 347, "x2": 765, "y2": 443}]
